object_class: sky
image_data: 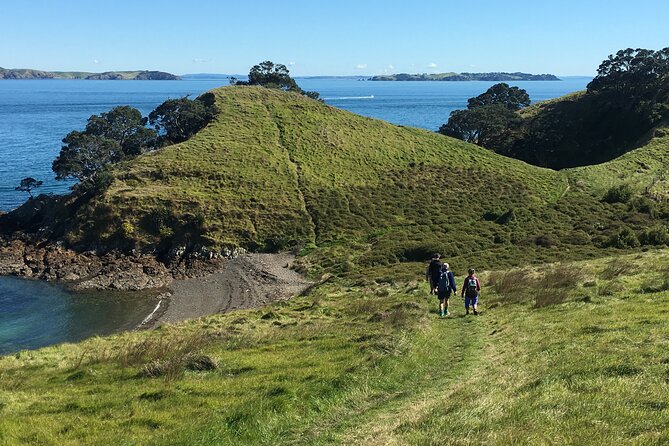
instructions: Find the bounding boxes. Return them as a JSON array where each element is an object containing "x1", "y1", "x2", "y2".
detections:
[{"x1": 1, "y1": 0, "x2": 668, "y2": 76}]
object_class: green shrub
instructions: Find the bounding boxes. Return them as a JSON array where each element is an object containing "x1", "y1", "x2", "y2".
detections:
[
  {"x1": 120, "y1": 221, "x2": 135, "y2": 238},
  {"x1": 639, "y1": 225, "x2": 669, "y2": 246},
  {"x1": 603, "y1": 184, "x2": 633, "y2": 203},
  {"x1": 564, "y1": 230, "x2": 591, "y2": 245},
  {"x1": 629, "y1": 196, "x2": 657, "y2": 216},
  {"x1": 534, "y1": 235, "x2": 555, "y2": 248},
  {"x1": 606, "y1": 227, "x2": 640, "y2": 248}
]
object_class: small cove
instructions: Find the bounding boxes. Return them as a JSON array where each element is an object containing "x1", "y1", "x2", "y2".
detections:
[{"x1": 0, "y1": 276, "x2": 158, "y2": 354}]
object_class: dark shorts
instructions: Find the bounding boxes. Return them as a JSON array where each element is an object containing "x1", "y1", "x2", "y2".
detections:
[
  {"x1": 465, "y1": 294, "x2": 479, "y2": 307},
  {"x1": 437, "y1": 290, "x2": 452, "y2": 300}
]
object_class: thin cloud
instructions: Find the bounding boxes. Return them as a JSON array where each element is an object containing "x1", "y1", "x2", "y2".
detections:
[
  {"x1": 192, "y1": 58, "x2": 211, "y2": 63},
  {"x1": 387, "y1": 64, "x2": 394, "y2": 70},
  {"x1": 427, "y1": 62, "x2": 438, "y2": 69},
  {"x1": 355, "y1": 64, "x2": 368, "y2": 70},
  {"x1": 93, "y1": 59, "x2": 101, "y2": 64},
  {"x1": 289, "y1": 61, "x2": 296, "y2": 66}
]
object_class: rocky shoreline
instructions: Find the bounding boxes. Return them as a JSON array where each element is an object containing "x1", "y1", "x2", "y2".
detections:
[{"x1": 0, "y1": 239, "x2": 229, "y2": 291}]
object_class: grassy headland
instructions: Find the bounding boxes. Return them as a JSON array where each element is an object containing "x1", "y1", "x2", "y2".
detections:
[
  {"x1": 1, "y1": 85, "x2": 669, "y2": 444},
  {"x1": 41, "y1": 86, "x2": 668, "y2": 276}
]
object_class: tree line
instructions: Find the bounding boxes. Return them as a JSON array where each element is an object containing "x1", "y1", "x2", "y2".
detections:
[{"x1": 437, "y1": 47, "x2": 669, "y2": 169}]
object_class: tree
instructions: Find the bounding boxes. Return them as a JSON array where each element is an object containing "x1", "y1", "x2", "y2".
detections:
[
  {"x1": 148, "y1": 95, "x2": 217, "y2": 145},
  {"x1": 587, "y1": 47, "x2": 669, "y2": 97},
  {"x1": 236, "y1": 61, "x2": 322, "y2": 100},
  {"x1": 15, "y1": 177, "x2": 43, "y2": 199},
  {"x1": 84, "y1": 106, "x2": 156, "y2": 156},
  {"x1": 467, "y1": 83, "x2": 530, "y2": 110},
  {"x1": 438, "y1": 104, "x2": 521, "y2": 148},
  {"x1": 52, "y1": 132, "x2": 122, "y2": 185},
  {"x1": 247, "y1": 61, "x2": 300, "y2": 91},
  {"x1": 587, "y1": 47, "x2": 669, "y2": 125}
]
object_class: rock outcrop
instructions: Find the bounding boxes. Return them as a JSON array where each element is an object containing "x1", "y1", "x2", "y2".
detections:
[{"x1": 0, "y1": 239, "x2": 231, "y2": 291}]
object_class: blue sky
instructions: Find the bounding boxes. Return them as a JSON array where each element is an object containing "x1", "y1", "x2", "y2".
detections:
[{"x1": 1, "y1": 0, "x2": 667, "y2": 76}]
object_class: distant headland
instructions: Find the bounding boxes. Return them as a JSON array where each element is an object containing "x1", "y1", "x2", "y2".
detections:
[
  {"x1": 370, "y1": 72, "x2": 560, "y2": 81},
  {"x1": 0, "y1": 67, "x2": 180, "y2": 80}
]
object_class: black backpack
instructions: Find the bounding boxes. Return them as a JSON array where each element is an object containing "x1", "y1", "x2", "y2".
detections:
[
  {"x1": 437, "y1": 270, "x2": 450, "y2": 292},
  {"x1": 428, "y1": 260, "x2": 443, "y2": 278}
]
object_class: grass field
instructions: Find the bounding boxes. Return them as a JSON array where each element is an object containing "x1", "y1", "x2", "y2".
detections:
[{"x1": 1, "y1": 250, "x2": 668, "y2": 445}]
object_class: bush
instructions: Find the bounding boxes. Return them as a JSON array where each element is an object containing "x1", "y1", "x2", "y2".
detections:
[
  {"x1": 629, "y1": 196, "x2": 657, "y2": 216},
  {"x1": 120, "y1": 221, "x2": 135, "y2": 238},
  {"x1": 603, "y1": 184, "x2": 633, "y2": 203},
  {"x1": 639, "y1": 225, "x2": 669, "y2": 246},
  {"x1": 534, "y1": 235, "x2": 555, "y2": 248},
  {"x1": 563, "y1": 230, "x2": 591, "y2": 245},
  {"x1": 606, "y1": 227, "x2": 640, "y2": 248}
]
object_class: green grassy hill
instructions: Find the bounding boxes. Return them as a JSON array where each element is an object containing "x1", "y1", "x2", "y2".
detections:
[
  {"x1": 47, "y1": 86, "x2": 668, "y2": 275},
  {"x1": 2, "y1": 86, "x2": 669, "y2": 445}
]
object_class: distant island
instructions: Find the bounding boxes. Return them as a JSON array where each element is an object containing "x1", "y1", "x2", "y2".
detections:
[
  {"x1": 0, "y1": 67, "x2": 180, "y2": 80},
  {"x1": 370, "y1": 72, "x2": 560, "y2": 81}
]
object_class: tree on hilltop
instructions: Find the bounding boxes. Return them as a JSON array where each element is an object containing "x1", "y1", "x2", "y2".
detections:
[
  {"x1": 467, "y1": 83, "x2": 530, "y2": 111},
  {"x1": 587, "y1": 47, "x2": 669, "y2": 124},
  {"x1": 248, "y1": 61, "x2": 300, "y2": 91},
  {"x1": 235, "y1": 60, "x2": 321, "y2": 100}
]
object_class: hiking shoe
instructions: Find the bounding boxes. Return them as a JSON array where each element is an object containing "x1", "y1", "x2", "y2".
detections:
[
  {"x1": 439, "y1": 312, "x2": 444, "y2": 318},
  {"x1": 445, "y1": 309, "x2": 449, "y2": 316},
  {"x1": 473, "y1": 309, "x2": 479, "y2": 315}
]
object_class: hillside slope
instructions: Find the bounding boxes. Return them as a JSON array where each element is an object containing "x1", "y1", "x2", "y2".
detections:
[
  {"x1": 2, "y1": 250, "x2": 668, "y2": 445},
  {"x1": 27, "y1": 86, "x2": 664, "y2": 274}
]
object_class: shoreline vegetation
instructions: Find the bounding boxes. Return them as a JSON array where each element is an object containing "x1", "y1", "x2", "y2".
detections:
[
  {"x1": 0, "y1": 67, "x2": 180, "y2": 80},
  {"x1": 370, "y1": 71, "x2": 560, "y2": 81}
]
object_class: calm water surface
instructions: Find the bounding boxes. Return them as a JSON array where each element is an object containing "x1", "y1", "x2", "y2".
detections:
[{"x1": 0, "y1": 276, "x2": 157, "y2": 355}]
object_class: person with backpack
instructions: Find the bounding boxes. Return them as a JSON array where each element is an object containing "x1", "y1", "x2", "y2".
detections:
[
  {"x1": 461, "y1": 268, "x2": 481, "y2": 315},
  {"x1": 426, "y1": 253, "x2": 443, "y2": 295},
  {"x1": 436, "y1": 263, "x2": 456, "y2": 317}
]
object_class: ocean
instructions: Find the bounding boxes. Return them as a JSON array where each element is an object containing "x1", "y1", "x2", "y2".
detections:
[
  {"x1": 0, "y1": 76, "x2": 590, "y2": 353},
  {"x1": 0, "y1": 76, "x2": 590, "y2": 211}
]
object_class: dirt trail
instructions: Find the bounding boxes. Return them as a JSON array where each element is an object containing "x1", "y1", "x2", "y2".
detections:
[{"x1": 145, "y1": 253, "x2": 312, "y2": 326}]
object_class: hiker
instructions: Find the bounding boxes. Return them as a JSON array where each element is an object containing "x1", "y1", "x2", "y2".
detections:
[
  {"x1": 426, "y1": 253, "x2": 443, "y2": 294},
  {"x1": 461, "y1": 267, "x2": 481, "y2": 315},
  {"x1": 436, "y1": 263, "x2": 456, "y2": 317}
]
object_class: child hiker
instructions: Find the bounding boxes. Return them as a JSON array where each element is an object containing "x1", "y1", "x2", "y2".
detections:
[{"x1": 461, "y1": 268, "x2": 481, "y2": 315}]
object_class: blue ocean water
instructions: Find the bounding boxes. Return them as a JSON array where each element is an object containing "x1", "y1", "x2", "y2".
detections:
[
  {"x1": 0, "y1": 76, "x2": 591, "y2": 354},
  {"x1": 0, "y1": 77, "x2": 590, "y2": 211},
  {"x1": 0, "y1": 277, "x2": 157, "y2": 354}
]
